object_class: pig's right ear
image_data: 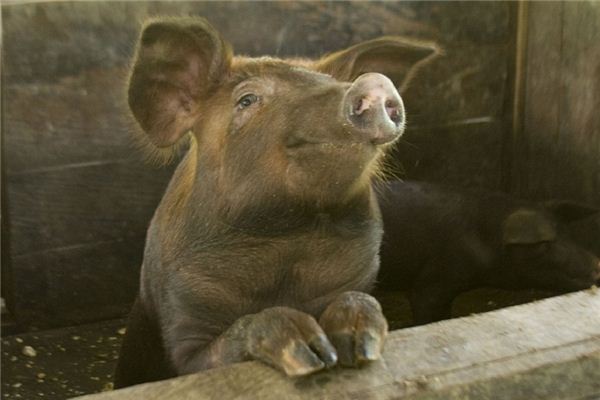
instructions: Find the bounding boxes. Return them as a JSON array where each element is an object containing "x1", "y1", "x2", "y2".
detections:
[
  {"x1": 315, "y1": 37, "x2": 441, "y2": 93},
  {"x1": 128, "y1": 18, "x2": 232, "y2": 147},
  {"x1": 502, "y1": 209, "x2": 557, "y2": 245}
]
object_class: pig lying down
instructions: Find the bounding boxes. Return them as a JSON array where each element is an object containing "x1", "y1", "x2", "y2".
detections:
[
  {"x1": 114, "y1": 17, "x2": 438, "y2": 387},
  {"x1": 377, "y1": 180, "x2": 600, "y2": 325}
]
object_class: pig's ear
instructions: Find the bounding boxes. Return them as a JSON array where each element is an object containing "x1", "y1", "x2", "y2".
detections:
[
  {"x1": 544, "y1": 200, "x2": 599, "y2": 222},
  {"x1": 502, "y1": 209, "x2": 557, "y2": 245},
  {"x1": 128, "y1": 18, "x2": 232, "y2": 147},
  {"x1": 315, "y1": 37, "x2": 441, "y2": 92}
]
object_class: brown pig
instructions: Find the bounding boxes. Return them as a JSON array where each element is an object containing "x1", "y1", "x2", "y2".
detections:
[{"x1": 114, "y1": 17, "x2": 439, "y2": 387}]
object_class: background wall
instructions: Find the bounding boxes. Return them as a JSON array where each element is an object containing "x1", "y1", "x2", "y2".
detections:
[
  {"x1": 511, "y1": 1, "x2": 600, "y2": 204},
  {"x1": 1, "y1": 1, "x2": 597, "y2": 332}
]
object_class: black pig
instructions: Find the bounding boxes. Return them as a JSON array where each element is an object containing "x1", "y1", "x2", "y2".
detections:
[
  {"x1": 377, "y1": 180, "x2": 600, "y2": 325},
  {"x1": 114, "y1": 17, "x2": 439, "y2": 387}
]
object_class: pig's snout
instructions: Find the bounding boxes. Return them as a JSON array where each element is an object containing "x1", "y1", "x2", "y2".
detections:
[{"x1": 344, "y1": 73, "x2": 405, "y2": 145}]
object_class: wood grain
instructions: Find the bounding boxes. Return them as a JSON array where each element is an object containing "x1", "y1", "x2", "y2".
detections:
[
  {"x1": 11, "y1": 238, "x2": 143, "y2": 329},
  {"x1": 2, "y1": 2, "x2": 512, "y2": 84},
  {"x1": 7, "y1": 161, "x2": 171, "y2": 256},
  {"x1": 515, "y1": 1, "x2": 600, "y2": 206},
  {"x1": 75, "y1": 290, "x2": 600, "y2": 400}
]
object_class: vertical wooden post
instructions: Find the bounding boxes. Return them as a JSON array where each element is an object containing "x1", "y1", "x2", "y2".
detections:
[{"x1": 514, "y1": 1, "x2": 600, "y2": 204}]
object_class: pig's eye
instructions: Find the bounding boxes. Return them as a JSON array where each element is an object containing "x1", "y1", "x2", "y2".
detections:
[{"x1": 236, "y1": 94, "x2": 259, "y2": 110}]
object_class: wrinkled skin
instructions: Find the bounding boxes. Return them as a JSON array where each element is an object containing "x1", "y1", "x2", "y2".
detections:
[
  {"x1": 377, "y1": 180, "x2": 600, "y2": 325},
  {"x1": 114, "y1": 17, "x2": 439, "y2": 387}
]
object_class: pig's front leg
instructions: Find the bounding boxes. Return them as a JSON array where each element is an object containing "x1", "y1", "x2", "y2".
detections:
[
  {"x1": 319, "y1": 291, "x2": 388, "y2": 367},
  {"x1": 170, "y1": 307, "x2": 338, "y2": 377}
]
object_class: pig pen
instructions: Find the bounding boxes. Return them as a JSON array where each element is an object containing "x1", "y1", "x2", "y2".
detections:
[{"x1": 1, "y1": 2, "x2": 599, "y2": 399}]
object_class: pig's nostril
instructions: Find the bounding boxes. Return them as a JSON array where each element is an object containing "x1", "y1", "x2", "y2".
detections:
[
  {"x1": 354, "y1": 98, "x2": 364, "y2": 115},
  {"x1": 388, "y1": 108, "x2": 401, "y2": 124},
  {"x1": 385, "y1": 100, "x2": 403, "y2": 124}
]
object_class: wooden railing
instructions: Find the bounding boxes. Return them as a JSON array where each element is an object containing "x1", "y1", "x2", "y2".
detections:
[{"x1": 76, "y1": 289, "x2": 600, "y2": 400}]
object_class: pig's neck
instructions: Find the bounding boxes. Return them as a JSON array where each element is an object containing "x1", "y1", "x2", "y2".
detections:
[
  {"x1": 215, "y1": 185, "x2": 377, "y2": 238},
  {"x1": 223, "y1": 190, "x2": 378, "y2": 237},
  {"x1": 158, "y1": 147, "x2": 379, "y2": 239},
  {"x1": 147, "y1": 148, "x2": 382, "y2": 281}
]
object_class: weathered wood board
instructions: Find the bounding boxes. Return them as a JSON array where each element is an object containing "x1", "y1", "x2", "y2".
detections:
[
  {"x1": 512, "y1": 1, "x2": 600, "y2": 206},
  {"x1": 10, "y1": 238, "x2": 144, "y2": 328},
  {"x1": 74, "y1": 289, "x2": 600, "y2": 400}
]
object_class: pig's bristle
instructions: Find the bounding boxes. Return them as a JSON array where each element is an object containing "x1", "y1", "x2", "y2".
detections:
[
  {"x1": 128, "y1": 119, "x2": 191, "y2": 167},
  {"x1": 378, "y1": 151, "x2": 403, "y2": 182},
  {"x1": 365, "y1": 147, "x2": 400, "y2": 185}
]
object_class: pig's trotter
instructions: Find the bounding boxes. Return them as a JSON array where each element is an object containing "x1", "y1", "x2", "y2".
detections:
[
  {"x1": 319, "y1": 291, "x2": 388, "y2": 367},
  {"x1": 242, "y1": 307, "x2": 337, "y2": 376}
]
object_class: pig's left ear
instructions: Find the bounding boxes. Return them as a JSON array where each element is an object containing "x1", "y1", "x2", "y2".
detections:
[
  {"x1": 128, "y1": 17, "x2": 232, "y2": 148},
  {"x1": 315, "y1": 37, "x2": 441, "y2": 92},
  {"x1": 502, "y1": 209, "x2": 557, "y2": 245},
  {"x1": 544, "y1": 200, "x2": 599, "y2": 223}
]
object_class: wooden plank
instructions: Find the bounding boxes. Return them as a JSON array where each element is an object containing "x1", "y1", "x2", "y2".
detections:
[
  {"x1": 1, "y1": 1, "x2": 512, "y2": 83},
  {"x1": 11, "y1": 238, "x2": 143, "y2": 330},
  {"x1": 516, "y1": 1, "x2": 600, "y2": 206},
  {"x1": 556, "y1": 1, "x2": 600, "y2": 205},
  {"x1": 6, "y1": 161, "x2": 171, "y2": 255},
  {"x1": 515, "y1": 1, "x2": 563, "y2": 201},
  {"x1": 3, "y1": 67, "x2": 173, "y2": 327},
  {"x1": 74, "y1": 289, "x2": 600, "y2": 400},
  {"x1": 3, "y1": 68, "x2": 137, "y2": 174},
  {"x1": 503, "y1": 1, "x2": 527, "y2": 194}
]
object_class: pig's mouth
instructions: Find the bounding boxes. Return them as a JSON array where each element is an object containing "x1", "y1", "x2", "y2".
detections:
[
  {"x1": 285, "y1": 131, "x2": 398, "y2": 151},
  {"x1": 286, "y1": 138, "x2": 367, "y2": 150}
]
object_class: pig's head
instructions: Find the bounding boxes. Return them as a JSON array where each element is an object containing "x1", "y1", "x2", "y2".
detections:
[
  {"x1": 127, "y1": 17, "x2": 439, "y2": 212},
  {"x1": 501, "y1": 202, "x2": 600, "y2": 292}
]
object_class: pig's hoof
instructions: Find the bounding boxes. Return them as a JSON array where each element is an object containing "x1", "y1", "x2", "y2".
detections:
[
  {"x1": 319, "y1": 291, "x2": 388, "y2": 367},
  {"x1": 245, "y1": 307, "x2": 338, "y2": 376}
]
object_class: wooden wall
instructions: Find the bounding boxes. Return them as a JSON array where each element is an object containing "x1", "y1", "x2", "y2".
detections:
[
  {"x1": 511, "y1": 1, "x2": 600, "y2": 206},
  {"x1": 0, "y1": 1, "x2": 535, "y2": 331}
]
